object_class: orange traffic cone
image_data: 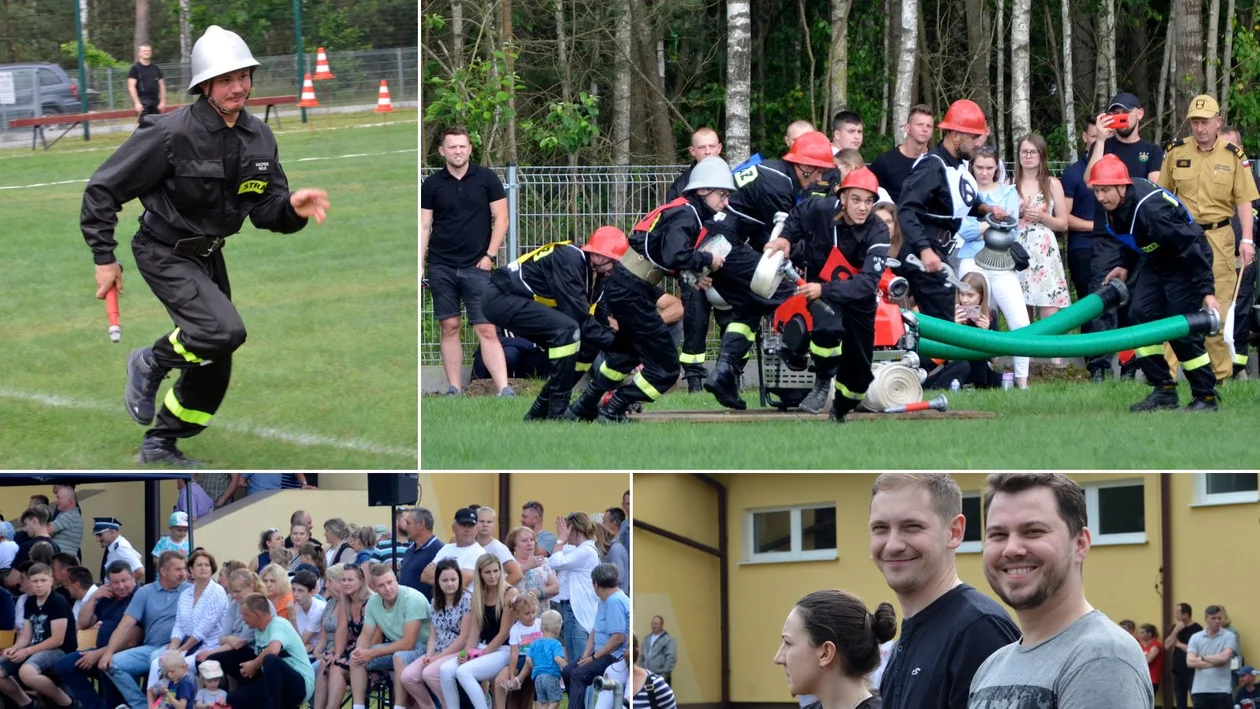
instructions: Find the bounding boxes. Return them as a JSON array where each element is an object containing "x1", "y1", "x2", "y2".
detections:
[
  {"x1": 297, "y1": 73, "x2": 319, "y2": 107},
  {"x1": 374, "y1": 80, "x2": 394, "y2": 113},
  {"x1": 313, "y1": 47, "x2": 335, "y2": 80}
]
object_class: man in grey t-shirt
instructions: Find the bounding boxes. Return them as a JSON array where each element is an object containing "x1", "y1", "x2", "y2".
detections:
[
  {"x1": 1187, "y1": 605, "x2": 1240, "y2": 709},
  {"x1": 969, "y1": 474, "x2": 1153, "y2": 708}
]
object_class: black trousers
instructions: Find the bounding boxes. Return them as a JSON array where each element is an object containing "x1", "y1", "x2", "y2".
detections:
[
  {"x1": 560, "y1": 654, "x2": 615, "y2": 709},
  {"x1": 226, "y1": 653, "x2": 307, "y2": 709},
  {"x1": 898, "y1": 243, "x2": 955, "y2": 320},
  {"x1": 1067, "y1": 247, "x2": 1094, "y2": 310},
  {"x1": 132, "y1": 227, "x2": 245, "y2": 440},
  {"x1": 596, "y1": 295, "x2": 681, "y2": 402},
  {"x1": 807, "y1": 298, "x2": 876, "y2": 409},
  {"x1": 1190, "y1": 693, "x2": 1233, "y2": 709},
  {"x1": 1129, "y1": 264, "x2": 1216, "y2": 397},
  {"x1": 1171, "y1": 672, "x2": 1192, "y2": 709},
  {"x1": 1235, "y1": 260, "x2": 1257, "y2": 367},
  {"x1": 680, "y1": 286, "x2": 713, "y2": 378},
  {"x1": 481, "y1": 279, "x2": 582, "y2": 411},
  {"x1": 1087, "y1": 236, "x2": 1137, "y2": 373}
]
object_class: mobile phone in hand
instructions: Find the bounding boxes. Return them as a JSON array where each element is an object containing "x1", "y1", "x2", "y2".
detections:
[{"x1": 1108, "y1": 113, "x2": 1130, "y2": 130}]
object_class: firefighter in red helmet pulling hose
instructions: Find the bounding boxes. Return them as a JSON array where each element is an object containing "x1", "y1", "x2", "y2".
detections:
[
  {"x1": 764, "y1": 167, "x2": 891, "y2": 421},
  {"x1": 897, "y1": 99, "x2": 1008, "y2": 319},
  {"x1": 1090, "y1": 154, "x2": 1223, "y2": 411},
  {"x1": 481, "y1": 227, "x2": 625, "y2": 420}
]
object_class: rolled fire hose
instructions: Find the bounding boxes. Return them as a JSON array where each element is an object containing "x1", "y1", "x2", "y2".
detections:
[
  {"x1": 915, "y1": 310, "x2": 1220, "y2": 359},
  {"x1": 860, "y1": 363, "x2": 925, "y2": 412}
]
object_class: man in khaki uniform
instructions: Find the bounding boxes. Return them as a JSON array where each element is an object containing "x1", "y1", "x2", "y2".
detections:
[{"x1": 1158, "y1": 94, "x2": 1259, "y2": 382}]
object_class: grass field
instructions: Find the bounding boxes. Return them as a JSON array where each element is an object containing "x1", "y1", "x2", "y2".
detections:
[
  {"x1": 420, "y1": 373, "x2": 1260, "y2": 469},
  {"x1": 0, "y1": 110, "x2": 418, "y2": 469}
]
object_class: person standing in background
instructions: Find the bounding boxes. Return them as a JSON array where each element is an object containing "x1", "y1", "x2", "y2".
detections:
[{"x1": 127, "y1": 44, "x2": 166, "y2": 120}]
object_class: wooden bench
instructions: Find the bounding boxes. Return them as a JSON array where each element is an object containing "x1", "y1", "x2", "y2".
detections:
[{"x1": 7, "y1": 95, "x2": 297, "y2": 150}]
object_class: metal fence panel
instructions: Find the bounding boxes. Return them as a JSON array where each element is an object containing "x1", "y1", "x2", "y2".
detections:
[{"x1": 0, "y1": 67, "x2": 39, "y2": 130}]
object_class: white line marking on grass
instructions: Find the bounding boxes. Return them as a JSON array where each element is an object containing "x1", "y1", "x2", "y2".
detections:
[
  {"x1": 0, "y1": 149, "x2": 418, "y2": 191},
  {"x1": 0, "y1": 388, "x2": 415, "y2": 459}
]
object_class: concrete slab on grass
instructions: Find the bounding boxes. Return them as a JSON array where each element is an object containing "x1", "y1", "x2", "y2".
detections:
[{"x1": 628, "y1": 409, "x2": 996, "y2": 423}]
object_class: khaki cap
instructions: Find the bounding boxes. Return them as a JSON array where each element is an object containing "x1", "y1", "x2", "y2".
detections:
[{"x1": 1187, "y1": 95, "x2": 1220, "y2": 119}]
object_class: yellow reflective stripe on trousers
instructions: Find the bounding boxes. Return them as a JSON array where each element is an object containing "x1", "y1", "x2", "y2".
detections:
[
  {"x1": 168, "y1": 328, "x2": 203, "y2": 363},
  {"x1": 633, "y1": 373, "x2": 662, "y2": 401},
  {"x1": 599, "y1": 361, "x2": 629, "y2": 381},
  {"x1": 679, "y1": 352, "x2": 706, "y2": 364},
  {"x1": 1134, "y1": 344, "x2": 1165, "y2": 358},
  {"x1": 810, "y1": 341, "x2": 843, "y2": 358},
  {"x1": 576, "y1": 361, "x2": 592, "y2": 372},
  {"x1": 727, "y1": 322, "x2": 755, "y2": 341},
  {"x1": 834, "y1": 380, "x2": 865, "y2": 400},
  {"x1": 1181, "y1": 353, "x2": 1211, "y2": 371},
  {"x1": 163, "y1": 389, "x2": 213, "y2": 426},
  {"x1": 549, "y1": 341, "x2": 580, "y2": 359},
  {"x1": 1234, "y1": 353, "x2": 1249, "y2": 365}
]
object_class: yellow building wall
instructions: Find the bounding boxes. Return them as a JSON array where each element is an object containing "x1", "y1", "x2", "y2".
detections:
[
  {"x1": 640, "y1": 472, "x2": 1179, "y2": 705},
  {"x1": 633, "y1": 474, "x2": 722, "y2": 706}
]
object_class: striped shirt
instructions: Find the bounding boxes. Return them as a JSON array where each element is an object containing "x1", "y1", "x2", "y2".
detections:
[
  {"x1": 632, "y1": 674, "x2": 677, "y2": 709},
  {"x1": 50, "y1": 506, "x2": 83, "y2": 558},
  {"x1": 373, "y1": 539, "x2": 412, "y2": 568},
  {"x1": 171, "y1": 581, "x2": 229, "y2": 648}
]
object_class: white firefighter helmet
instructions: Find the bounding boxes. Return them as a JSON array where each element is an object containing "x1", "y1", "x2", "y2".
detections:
[
  {"x1": 684, "y1": 156, "x2": 736, "y2": 193},
  {"x1": 187, "y1": 26, "x2": 260, "y2": 94}
]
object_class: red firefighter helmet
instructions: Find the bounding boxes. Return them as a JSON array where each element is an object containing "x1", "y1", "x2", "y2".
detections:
[
  {"x1": 937, "y1": 99, "x2": 988, "y2": 136},
  {"x1": 583, "y1": 226, "x2": 629, "y2": 260},
  {"x1": 839, "y1": 166, "x2": 880, "y2": 197},
  {"x1": 1087, "y1": 154, "x2": 1132, "y2": 186},
  {"x1": 782, "y1": 131, "x2": 836, "y2": 169}
]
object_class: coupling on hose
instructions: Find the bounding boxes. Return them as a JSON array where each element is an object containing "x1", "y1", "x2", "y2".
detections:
[
  {"x1": 1184, "y1": 308, "x2": 1222, "y2": 336},
  {"x1": 1095, "y1": 279, "x2": 1130, "y2": 310}
]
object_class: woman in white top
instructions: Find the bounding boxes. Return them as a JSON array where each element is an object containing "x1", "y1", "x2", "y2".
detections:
[
  {"x1": 548, "y1": 511, "x2": 601, "y2": 665},
  {"x1": 439, "y1": 553, "x2": 519, "y2": 709},
  {"x1": 146, "y1": 549, "x2": 228, "y2": 689}
]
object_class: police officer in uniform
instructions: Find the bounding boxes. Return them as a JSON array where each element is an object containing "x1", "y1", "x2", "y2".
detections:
[
  {"x1": 765, "y1": 167, "x2": 891, "y2": 421},
  {"x1": 1090, "y1": 154, "x2": 1222, "y2": 411},
  {"x1": 82, "y1": 26, "x2": 331, "y2": 467},
  {"x1": 897, "y1": 99, "x2": 1008, "y2": 320},
  {"x1": 92, "y1": 517, "x2": 145, "y2": 585},
  {"x1": 1157, "y1": 94, "x2": 1259, "y2": 383},
  {"x1": 481, "y1": 228, "x2": 621, "y2": 420}
]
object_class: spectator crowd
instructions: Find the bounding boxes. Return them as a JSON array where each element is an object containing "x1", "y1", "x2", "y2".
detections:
[{"x1": 0, "y1": 481, "x2": 632, "y2": 709}]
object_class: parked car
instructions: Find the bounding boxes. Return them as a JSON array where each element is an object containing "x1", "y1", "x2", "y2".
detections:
[{"x1": 0, "y1": 63, "x2": 101, "y2": 116}]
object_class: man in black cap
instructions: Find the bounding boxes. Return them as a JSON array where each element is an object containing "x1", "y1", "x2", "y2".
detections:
[
  {"x1": 418, "y1": 508, "x2": 485, "y2": 590},
  {"x1": 93, "y1": 518, "x2": 145, "y2": 585},
  {"x1": 1085, "y1": 92, "x2": 1167, "y2": 380}
]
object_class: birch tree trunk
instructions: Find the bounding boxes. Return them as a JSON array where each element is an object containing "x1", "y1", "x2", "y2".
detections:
[
  {"x1": 1103, "y1": 0, "x2": 1116, "y2": 97},
  {"x1": 134, "y1": 0, "x2": 150, "y2": 53},
  {"x1": 452, "y1": 0, "x2": 465, "y2": 68},
  {"x1": 612, "y1": 0, "x2": 631, "y2": 167},
  {"x1": 631, "y1": 0, "x2": 675, "y2": 163},
  {"x1": 178, "y1": 0, "x2": 191, "y2": 63},
  {"x1": 1157, "y1": 0, "x2": 1175, "y2": 140},
  {"x1": 828, "y1": 0, "x2": 853, "y2": 120},
  {"x1": 726, "y1": 0, "x2": 752, "y2": 164},
  {"x1": 1010, "y1": 0, "x2": 1031, "y2": 141},
  {"x1": 879, "y1": 0, "x2": 891, "y2": 135},
  {"x1": 1175, "y1": 0, "x2": 1204, "y2": 130},
  {"x1": 80, "y1": 0, "x2": 88, "y2": 43},
  {"x1": 996, "y1": 0, "x2": 1006, "y2": 158},
  {"x1": 965, "y1": 0, "x2": 991, "y2": 117},
  {"x1": 1061, "y1": 0, "x2": 1077, "y2": 161},
  {"x1": 1206, "y1": 0, "x2": 1220, "y2": 93},
  {"x1": 501, "y1": 0, "x2": 517, "y2": 163},
  {"x1": 1221, "y1": 0, "x2": 1235, "y2": 118},
  {"x1": 892, "y1": 0, "x2": 919, "y2": 145},
  {"x1": 798, "y1": 0, "x2": 816, "y2": 125},
  {"x1": 555, "y1": 0, "x2": 570, "y2": 103}
]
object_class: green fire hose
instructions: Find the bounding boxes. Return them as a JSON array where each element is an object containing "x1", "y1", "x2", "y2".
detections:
[{"x1": 915, "y1": 310, "x2": 1219, "y2": 359}]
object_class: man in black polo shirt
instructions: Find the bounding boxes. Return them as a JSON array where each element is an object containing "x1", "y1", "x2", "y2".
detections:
[
  {"x1": 397, "y1": 507, "x2": 442, "y2": 600},
  {"x1": 1164, "y1": 602, "x2": 1204, "y2": 708},
  {"x1": 869, "y1": 474, "x2": 1019, "y2": 709},
  {"x1": 55, "y1": 560, "x2": 138, "y2": 709},
  {"x1": 127, "y1": 44, "x2": 166, "y2": 120},
  {"x1": 1086, "y1": 92, "x2": 1165, "y2": 378},
  {"x1": 421, "y1": 125, "x2": 513, "y2": 397}
]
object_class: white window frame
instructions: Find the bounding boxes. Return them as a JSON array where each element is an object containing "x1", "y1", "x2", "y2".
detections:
[
  {"x1": 1191, "y1": 473, "x2": 1260, "y2": 507},
  {"x1": 959, "y1": 492, "x2": 983, "y2": 554},
  {"x1": 742, "y1": 503, "x2": 838, "y2": 564},
  {"x1": 1084, "y1": 479, "x2": 1146, "y2": 546}
]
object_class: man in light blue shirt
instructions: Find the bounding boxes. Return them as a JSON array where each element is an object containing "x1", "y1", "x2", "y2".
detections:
[
  {"x1": 97, "y1": 551, "x2": 190, "y2": 709},
  {"x1": 228, "y1": 593, "x2": 315, "y2": 708},
  {"x1": 562, "y1": 563, "x2": 629, "y2": 707}
]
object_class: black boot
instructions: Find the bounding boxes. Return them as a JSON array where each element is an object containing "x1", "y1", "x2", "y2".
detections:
[
  {"x1": 799, "y1": 358, "x2": 839, "y2": 414},
  {"x1": 829, "y1": 394, "x2": 861, "y2": 423},
  {"x1": 137, "y1": 436, "x2": 203, "y2": 468},
  {"x1": 686, "y1": 376, "x2": 705, "y2": 394},
  {"x1": 598, "y1": 386, "x2": 651, "y2": 423},
  {"x1": 569, "y1": 374, "x2": 616, "y2": 421},
  {"x1": 1089, "y1": 368, "x2": 1107, "y2": 384},
  {"x1": 1129, "y1": 386, "x2": 1180, "y2": 412},
  {"x1": 1185, "y1": 395, "x2": 1219, "y2": 411},
  {"x1": 704, "y1": 360, "x2": 746, "y2": 410},
  {"x1": 523, "y1": 382, "x2": 552, "y2": 421},
  {"x1": 546, "y1": 388, "x2": 576, "y2": 420}
]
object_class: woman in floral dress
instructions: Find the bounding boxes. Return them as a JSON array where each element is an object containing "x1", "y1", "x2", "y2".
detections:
[{"x1": 1015, "y1": 134, "x2": 1071, "y2": 365}]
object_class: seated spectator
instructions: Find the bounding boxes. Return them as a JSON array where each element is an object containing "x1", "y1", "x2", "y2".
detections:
[
  {"x1": 146, "y1": 549, "x2": 228, "y2": 693},
  {"x1": 924, "y1": 272, "x2": 1004, "y2": 390},
  {"x1": 561, "y1": 563, "x2": 629, "y2": 709},
  {"x1": 152, "y1": 512, "x2": 192, "y2": 564},
  {"x1": 195, "y1": 659, "x2": 228, "y2": 708},
  {"x1": 550, "y1": 512, "x2": 601, "y2": 665},
  {"x1": 472, "y1": 327, "x2": 549, "y2": 381},
  {"x1": 399, "y1": 508, "x2": 443, "y2": 599},
  {"x1": 349, "y1": 526, "x2": 378, "y2": 565},
  {"x1": 148, "y1": 648, "x2": 197, "y2": 708},
  {"x1": 0, "y1": 585, "x2": 13, "y2": 633},
  {"x1": 507, "y1": 526, "x2": 559, "y2": 612},
  {"x1": 630, "y1": 633, "x2": 677, "y2": 709},
  {"x1": 55, "y1": 560, "x2": 139, "y2": 709},
  {"x1": 292, "y1": 570, "x2": 326, "y2": 655},
  {"x1": 249, "y1": 528, "x2": 286, "y2": 573},
  {"x1": 285, "y1": 512, "x2": 323, "y2": 555},
  {"x1": 0, "y1": 562, "x2": 77, "y2": 709},
  {"x1": 195, "y1": 569, "x2": 273, "y2": 687},
  {"x1": 49, "y1": 552, "x2": 79, "y2": 604},
  {"x1": 174, "y1": 478, "x2": 215, "y2": 522},
  {"x1": 504, "y1": 608, "x2": 566, "y2": 709},
  {"x1": 311, "y1": 564, "x2": 346, "y2": 709},
  {"x1": 323, "y1": 519, "x2": 357, "y2": 568},
  {"x1": 49, "y1": 486, "x2": 83, "y2": 560},
  {"x1": 26, "y1": 541, "x2": 55, "y2": 568},
  {"x1": 269, "y1": 547, "x2": 296, "y2": 576},
  {"x1": 226, "y1": 593, "x2": 316, "y2": 708},
  {"x1": 297, "y1": 542, "x2": 327, "y2": 588},
  {"x1": 0, "y1": 522, "x2": 18, "y2": 572},
  {"x1": 65, "y1": 565, "x2": 98, "y2": 625},
  {"x1": 14, "y1": 506, "x2": 60, "y2": 568},
  {"x1": 5, "y1": 562, "x2": 33, "y2": 625},
  {"x1": 400, "y1": 558, "x2": 471, "y2": 709},
  {"x1": 350, "y1": 564, "x2": 430, "y2": 709},
  {"x1": 475, "y1": 508, "x2": 524, "y2": 586},
  {"x1": 440, "y1": 554, "x2": 519, "y2": 709},
  {"x1": 260, "y1": 563, "x2": 297, "y2": 631},
  {"x1": 421, "y1": 508, "x2": 486, "y2": 591},
  {"x1": 493, "y1": 593, "x2": 543, "y2": 709},
  {"x1": 373, "y1": 514, "x2": 412, "y2": 570},
  {"x1": 327, "y1": 562, "x2": 374, "y2": 709},
  {"x1": 1237, "y1": 666, "x2": 1260, "y2": 704},
  {"x1": 99, "y1": 551, "x2": 191, "y2": 709},
  {"x1": 216, "y1": 560, "x2": 246, "y2": 590}
]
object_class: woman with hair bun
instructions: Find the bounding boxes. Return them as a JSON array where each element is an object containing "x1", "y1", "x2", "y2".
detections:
[{"x1": 774, "y1": 590, "x2": 898, "y2": 709}]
